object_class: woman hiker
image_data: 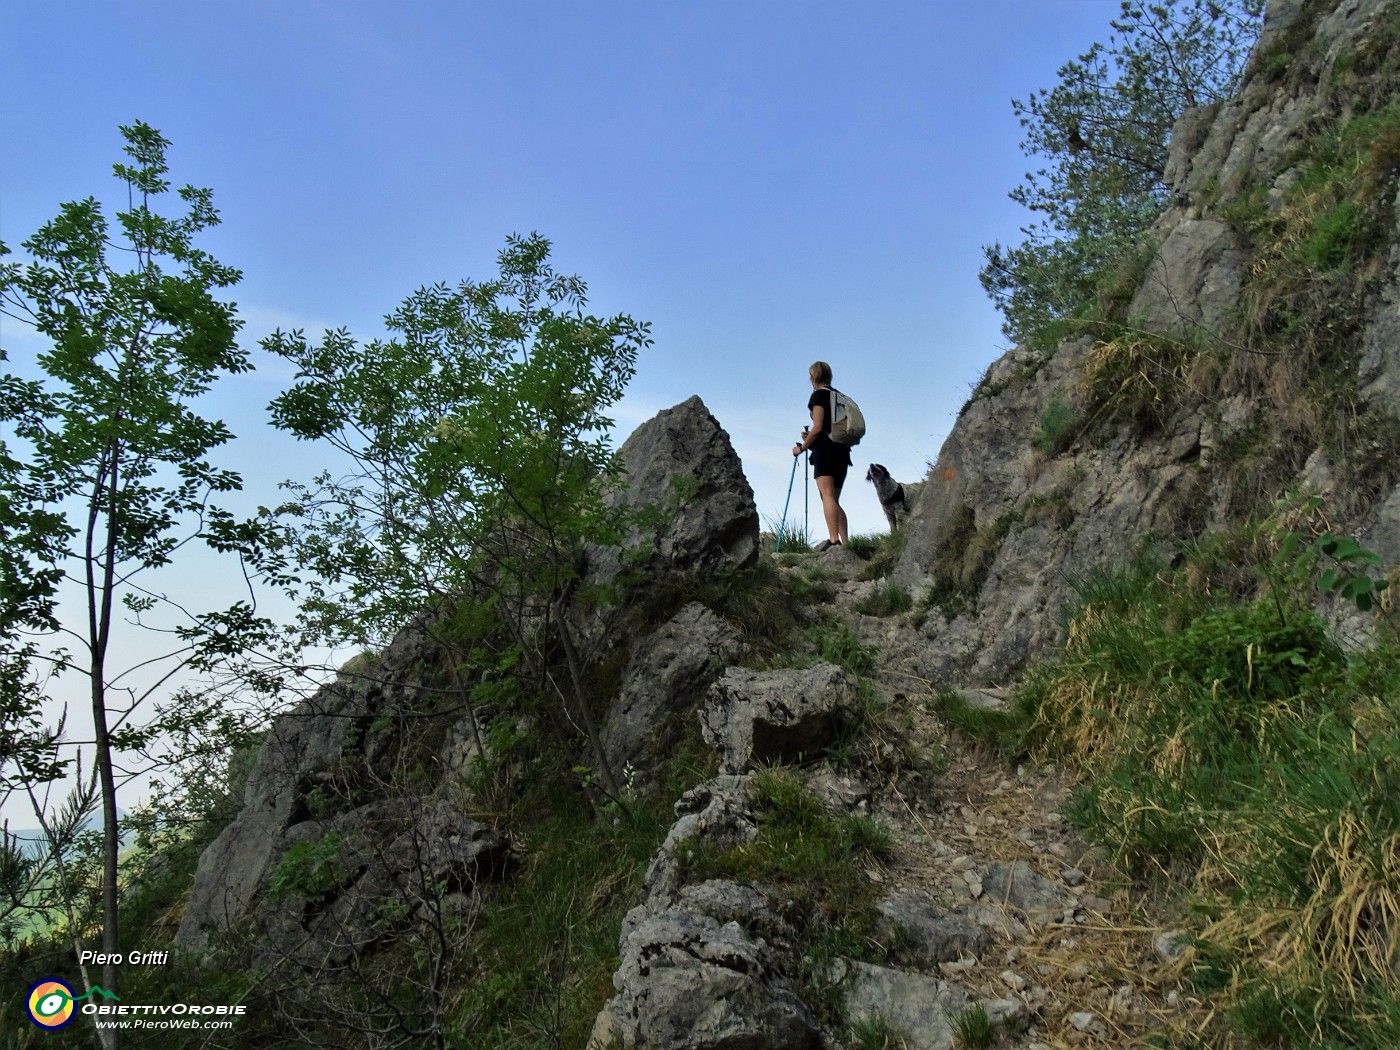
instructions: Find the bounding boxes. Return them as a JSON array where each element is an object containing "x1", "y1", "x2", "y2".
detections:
[{"x1": 792, "y1": 360, "x2": 850, "y2": 552}]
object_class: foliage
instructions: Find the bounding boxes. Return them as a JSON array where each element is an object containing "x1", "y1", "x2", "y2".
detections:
[
  {"x1": 851, "y1": 529, "x2": 908, "y2": 582},
  {"x1": 809, "y1": 623, "x2": 878, "y2": 675},
  {"x1": 767, "y1": 514, "x2": 811, "y2": 553},
  {"x1": 1275, "y1": 496, "x2": 1391, "y2": 612},
  {"x1": 931, "y1": 688, "x2": 1026, "y2": 761},
  {"x1": 1214, "y1": 101, "x2": 1400, "y2": 516},
  {"x1": 266, "y1": 233, "x2": 648, "y2": 642},
  {"x1": 850, "y1": 1013, "x2": 907, "y2": 1050},
  {"x1": 0, "y1": 123, "x2": 284, "y2": 1000},
  {"x1": 449, "y1": 790, "x2": 674, "y2": 1048},
  {"x1": 265, "y1": 232, "x2": 652, "y2": 800},
  {"x1": 265, "y1": 832, "x2": 347, "y2": 903},
  {"x1": 981, "y1": 0, "x2": 1264, "y2": 346},
  {"x1": 1034, "y1": 388, "x2": 1080, "y2": 456},
  {"x1": 1078, "y1": 330, "x2": 1200, "y2": 434},
  {"x1": 918, "y1": 505, "x2": 1017, "y2": 622}
]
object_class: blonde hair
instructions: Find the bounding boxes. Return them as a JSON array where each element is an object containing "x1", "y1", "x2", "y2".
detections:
[{"x1": 809, "y1": 361, "x2": 832, "y2": 386}]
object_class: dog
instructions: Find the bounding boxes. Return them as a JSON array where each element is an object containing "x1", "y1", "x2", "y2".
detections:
[{"x1": 866, "y1": 463, "x2": 921, "y2": 530}]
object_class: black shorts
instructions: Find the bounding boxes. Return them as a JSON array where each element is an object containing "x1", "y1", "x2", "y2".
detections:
[{"x1": 810, "y1": 439, "x2": 850, "y2": 485}]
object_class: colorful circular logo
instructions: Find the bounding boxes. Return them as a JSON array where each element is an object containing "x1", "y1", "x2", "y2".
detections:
[{"x1": 27, "y1": 978, "x2": 77, "y2": 1029}]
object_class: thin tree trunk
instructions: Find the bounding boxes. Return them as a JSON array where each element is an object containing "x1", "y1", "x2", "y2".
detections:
[
  {"x1": 86, "y1": 442, "x2": 124, "y2": 1033},
  {"x1": 554, "y1": 610, "x2": 627, "y2": 812}
]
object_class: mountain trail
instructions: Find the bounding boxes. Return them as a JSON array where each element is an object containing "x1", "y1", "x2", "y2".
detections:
[{"x1": 786, "y1": 544, "x2": 1206, "y2": 1049}]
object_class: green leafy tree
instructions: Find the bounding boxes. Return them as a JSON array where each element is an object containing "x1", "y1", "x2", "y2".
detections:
[
  {"x1": 0, "y1": 122, "x2": 280, "y2": 1010},
  {"x1": 981, "y1": 0, "x2": 1264, "y2": 345},
  {"x1": 265, "y1": 232, "x2": 651, "y2": 803}
]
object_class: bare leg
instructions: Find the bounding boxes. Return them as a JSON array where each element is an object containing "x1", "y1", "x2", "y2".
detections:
[{"x1": 815, "y1": 475, "x2": 848, "y2": 545}]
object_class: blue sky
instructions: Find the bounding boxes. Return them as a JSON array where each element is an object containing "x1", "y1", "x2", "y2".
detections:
[
  {"x1": 3, "y1": 0, "x2": 1128, "y2": 539},
  {"x1": 3, "y1": 0, "x2": 1142, "y2": 822}
]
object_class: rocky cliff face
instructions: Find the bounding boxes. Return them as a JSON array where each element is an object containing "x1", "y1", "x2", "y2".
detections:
[{"x1": 895, "y1": 0, "x2": 1400, "y2": 685}]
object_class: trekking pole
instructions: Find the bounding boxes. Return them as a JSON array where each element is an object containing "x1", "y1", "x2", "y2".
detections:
[
  {"x1": 776, "y1": 451, "x2": 800, "y2": 552},
  {"x1": 799, "y1": 425, "x2": 811, "y2": 547}
]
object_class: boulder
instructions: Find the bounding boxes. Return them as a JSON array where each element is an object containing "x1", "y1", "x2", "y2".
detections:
[
  {"x1": 836, "y1": 961, "x2": 971, "y2": 1050},
  {"x1": 591, "y1": 395, "x2": 760, "y2": 589},
  {"x1": 875, "y1": 892, "x2": 991, "y2": 965},
  {"x1": 981, "y1": 860, "x2": 1072, "y2": 921},
  {"x1": 835, "y1": 960, "x2": 1030, "y2": 1050},
  {"x1": 700, "y1": 664, "x2": 855, "y2": 773},
  {"x1": 591, "y1": 908, "x2": 821, "y2": 1050}
]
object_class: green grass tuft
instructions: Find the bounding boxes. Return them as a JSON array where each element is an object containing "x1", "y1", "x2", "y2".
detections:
[
  {"x1": 951, "y1": 1002, "x2": 994, "y2": 1048},
  {"x1": 853, "y1": 582, "x2": 913, "y2": 618}
]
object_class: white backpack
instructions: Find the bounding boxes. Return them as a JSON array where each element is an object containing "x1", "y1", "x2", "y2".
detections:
[{"x1": 829, "y1": 388, "x2": 866, "y2": 446}]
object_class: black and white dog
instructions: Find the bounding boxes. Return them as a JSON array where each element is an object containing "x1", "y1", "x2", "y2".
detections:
[{"x1": 866, "y1": 463, "x2": 921, "y2": 530}]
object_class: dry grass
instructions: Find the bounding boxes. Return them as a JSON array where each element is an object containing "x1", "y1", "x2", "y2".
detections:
[{"x1": 1078, "y1": 335, "x2": 1197, "y2": 433}]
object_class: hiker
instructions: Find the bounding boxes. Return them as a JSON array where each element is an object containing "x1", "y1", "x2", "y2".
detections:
[{"x1": 792, "y1": 360, "x2": 851, "y2": 552}]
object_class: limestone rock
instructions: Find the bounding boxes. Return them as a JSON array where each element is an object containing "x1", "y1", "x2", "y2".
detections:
[
  {"x1": 875, "y1": 892, "x2": 991, "y2": 965},
  {"x1": 633, "y1": 775, "x2": 760, "y2": 919},
  {"x1": 595, "y1": 775, "x2": 817, "y2": 1050},
  {"x1": 592, "y1": 395, "x2": 760, "y2": 588},
  {"x1": 175, "y1": 622, "x2": 464, "y2": 951},
  {"x1": 806, "y1": 768, "x2": 873, "y2": 811},
  {"x1": 1155, "y1": 930, "x2": 1191, "y2": 962},
  {"x1": 672, "y1": 880, "x2": 793, "y2": 946},
  {"x1": 592, "y1": 908, "x2": 821, "y2": 1050},
  {"x1": 700, "y1": 664, "x2": 855, "y2": 773},
  {"x1": 1128, "y1": 219, "x2": 1248, "y2": 336},
  {"x1": 981, "y1": 860, "x2": 1073, "y2": 920},
  {"x1": 258, "y1": 800, "x2": 508, "y2": 970},
  {"x1": 603, "y1": 602, "x2": 743, "y2": 780},
  {"x1": 889, "y1": 0, "x2": 1400, "y2": 686},
  {"x1": 837, "y1": 961, "x2": 971, "y2": 1050}
]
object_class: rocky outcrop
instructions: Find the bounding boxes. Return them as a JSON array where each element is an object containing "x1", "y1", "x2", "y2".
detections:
[
  {"x1": 602, "y1": 602, "x2": 744, "y2": 781},
  {"x1": 178, "y1": 396, "x2": 761, "y2": 957},
  {"x1": 596, "y1": 907, "x2": 822, "y2": 1050},
  {"x1": 590, "y1": 394, "x2": 760, "y2": 588},
  {"x1": 589, "y1": 774, "x2": 824, "y2": 1050},
  {"x1": 176, "y1": 5, "x2": 1400, "y2": 1045},
  {"x1": 253, "y1": 800, "x2": 507, "y2": 970},
  {"x1": 1129, "y1": 219, "x2": 1249, "y2": 336},
  {"x1": 589, "y1": 575, "x2": 1087, "y2": 1050},
  {"x1": 177, "y1": 621, "x2": 469, "y2": 953},
  {"x1": 894, "y1": 0, "x2": 1400, "y2": 685}
]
